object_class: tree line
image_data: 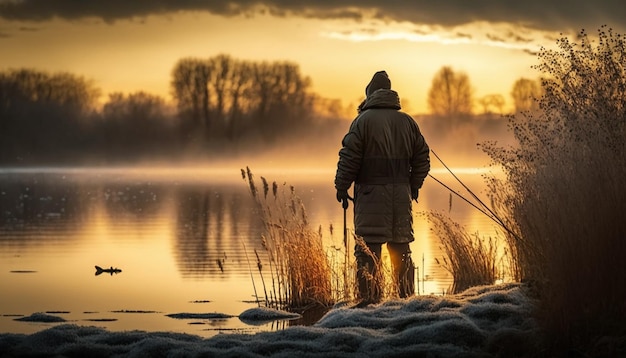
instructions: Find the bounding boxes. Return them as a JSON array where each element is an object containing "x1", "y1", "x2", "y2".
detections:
[
  {"x1": 427, "y1": 66, "x2": 542, "y2": 118},
  {"x1": 0, "y1": 55, "x2": 335, "y2": 165},
  {"x1": 171, "y1": 54, "x2": 316, "y2": 144},
  {"x1": 0, "y1": 54, "x2": 542, "y2": 165}
]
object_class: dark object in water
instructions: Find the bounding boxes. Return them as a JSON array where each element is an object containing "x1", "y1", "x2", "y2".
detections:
[
  {"x1": 14, "y1": 312, "x2": 66, "y2": 322},
  {"x1": 95, "y1": 265, "x2": 122, "y2": 276}
]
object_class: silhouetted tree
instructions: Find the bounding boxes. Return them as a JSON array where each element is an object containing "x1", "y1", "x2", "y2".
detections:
[
  {"x1": 103, "y1": 92, "x2": 169, "y2": 121},
  {"x1": 0, "y1": 68, "x2": 99, "y2": 164},
  {"x1": 510, "y1": 77, "x2": 542, "y2": 113},
  {"x1": 98, "y1": 91, "x2": 176, "y2": 160},
  {"x1": 427, "y1": 66, "x2": 473, "y2": 119},
  {"x1": 477, "y1": 94, "x2": 506, "y2": 115},
  {"x1": 171, "y1": 54, "x2": 315, "y2": 147},
  {"x1": 171, "y1": 58, "x2": 209, "y2": 141},
  {"x1": 250, "y1": 61, "x2": 313, "y2": 141},
  {"x1": 226, "y1": 60, "x2": 254, "y2": 140},
  {"x1": 210, "y1": 54, "x2": 230, "y2": 126}
]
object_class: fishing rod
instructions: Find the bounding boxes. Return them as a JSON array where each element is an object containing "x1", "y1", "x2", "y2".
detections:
[
  {"x1": 428, "y1": 149, "x2": 522, "y2": 242},
  {"x1": 426, "y1": 173, "x2": 494, "y2": 221}
]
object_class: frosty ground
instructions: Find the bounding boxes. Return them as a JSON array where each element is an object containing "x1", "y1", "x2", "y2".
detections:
[{"x1": 0, "y1": 283, "x2": 539, "y2": 357}]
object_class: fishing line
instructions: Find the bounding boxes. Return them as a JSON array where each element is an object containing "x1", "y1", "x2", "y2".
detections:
[
  {"x1": 427, "y1": 149, "x2": 522, "y2": 242},
  {"x1": 426, "y1": 173, "x2": 495, "y2": 221}
]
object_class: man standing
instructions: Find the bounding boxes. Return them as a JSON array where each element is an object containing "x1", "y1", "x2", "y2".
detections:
[{"x1": 335, "y1": 70, "x2": 430, "y2": 306}]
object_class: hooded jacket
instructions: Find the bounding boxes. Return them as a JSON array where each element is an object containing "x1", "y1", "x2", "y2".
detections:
[{"x1": 335, "y1": 73, "x2": 430, "y2": 244}]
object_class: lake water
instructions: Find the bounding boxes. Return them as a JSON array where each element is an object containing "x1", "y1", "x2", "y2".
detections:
[{"x1": 0, "y1": 166, "x2": 500, "y2": 337}]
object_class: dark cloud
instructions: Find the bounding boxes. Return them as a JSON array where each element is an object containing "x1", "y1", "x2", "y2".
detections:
[
  {"x1": 0, "y1": 0, "x2": 623, "y2": 33},
  {"x1": 505, "y1": 31, "x2": 533, "y2": 43},
  {"x1": 19, "y1": 26, "x2": 39, "y2": 31},
  {"x1": 523, "y1": 49, "x2": 540, "y2": 56},
  {"x1": 486, "y1": 33, "x2": 506, "y2": 43}
]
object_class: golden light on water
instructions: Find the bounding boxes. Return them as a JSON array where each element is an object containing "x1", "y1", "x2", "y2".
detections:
[{"x1": 0, "y1": 162, "x2": 510, "y2": 335}]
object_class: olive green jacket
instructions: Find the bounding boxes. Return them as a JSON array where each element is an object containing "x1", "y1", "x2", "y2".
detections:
[{"x1": 335, "y1": 88, "x2": 430, "y2": 243}]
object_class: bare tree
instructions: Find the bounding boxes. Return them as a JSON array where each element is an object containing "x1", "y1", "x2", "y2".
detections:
[
  {"x1": 100, "y1": 91, "x2": 175, "y2": 158},
  {"x1": 210, "y1": 55, "x2": 228, "y2": 118},
  {"x1": 0, "y1": 68, "x2": 99, "y2": 164},
  {"x1": 171, "y1": 55, "x2": 315, "y2": 145},
  {"x1": 510, "y1": 77, "x2": 542, "y2": 113},
  {"x1": 427, "y1": 66, "x2": 474, "y2": 118},
  {"x1": 103, "y1": 91, "x2": 168, "y2": 121},
  {"x1": 171, "y1": 58, "x2": 204, "y2": 127},
  {"x1": 226, "y1": 61, "x2": 253, "y2": 140},
  {"x1": 478, "y1": 94, "x2": 506, "y2": 115},
  {"x1": 250, "y1": 61, "x2": 313, "y2": 140}
]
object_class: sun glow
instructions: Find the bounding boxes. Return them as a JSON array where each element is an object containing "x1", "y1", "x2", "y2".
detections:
[
  {"x1": 1, "y1": 11, "x2": 558, "y2": 115},
  {"x1": 322, "y1": 20, "x2": 555, "y2": 53}
]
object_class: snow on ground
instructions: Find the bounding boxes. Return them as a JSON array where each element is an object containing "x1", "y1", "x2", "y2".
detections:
[{"x1": 0, "y1": 283, "x2": 539, "y2": 357}]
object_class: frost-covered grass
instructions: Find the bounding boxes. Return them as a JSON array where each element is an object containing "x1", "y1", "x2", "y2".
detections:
[{"x1": 0, "y1": 283, "x2": 542, "y2": 357}]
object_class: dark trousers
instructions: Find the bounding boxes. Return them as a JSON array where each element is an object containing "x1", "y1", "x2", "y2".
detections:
[{"x1": 355, "y1": 242, "x2": 415, "y2": 301}]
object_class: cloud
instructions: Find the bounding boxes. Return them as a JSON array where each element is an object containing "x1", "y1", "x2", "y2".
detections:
[
  {"x1": 0, "y1": 0, "x2": 623, "y2": 34},
  {"x1": 321, "y1": 21, "x2": 545, "y2": 54},
  {"x1": 19, "y1": 25, "x2": 39, "y2": 31}
]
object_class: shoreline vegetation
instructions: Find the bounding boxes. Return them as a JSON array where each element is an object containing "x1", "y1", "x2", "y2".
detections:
[
  {"x1": 241, "y1": 167, "x2": 335, "y2": 311},
  {"x1": 481, "y1": 26, "x2": 626, "y2": 355}
]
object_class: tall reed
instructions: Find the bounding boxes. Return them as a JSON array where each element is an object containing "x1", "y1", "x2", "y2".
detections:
[
  {"x1": 242, "y1": 167, "x2": 334, "y2": 310},
  {"x1": 426, "y1": 211, "x2": 502, "y2": 293},
  {"x1": 326, "y1": 227, "x2": 356, "y2": 303}
]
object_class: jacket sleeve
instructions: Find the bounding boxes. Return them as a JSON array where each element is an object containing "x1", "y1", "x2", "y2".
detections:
[
  {"x1": 335, "y1": 118, "x2": 364, "y2": 191},
  {"x1": 410, "y1": 124, "x2": 430, "y2": 190}
]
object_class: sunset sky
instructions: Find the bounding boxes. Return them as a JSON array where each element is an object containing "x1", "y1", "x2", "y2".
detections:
[{"x1": 1, "y1": 1, "x2": 623, "y2": 114}]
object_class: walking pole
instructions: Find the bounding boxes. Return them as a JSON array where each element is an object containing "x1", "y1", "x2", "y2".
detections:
[
  {"x1": 342, "y1": 197, "x2": 349, "y2": 299},
  {"x1": 342, "y1": 198, "x2": 349, "y2": 249}
]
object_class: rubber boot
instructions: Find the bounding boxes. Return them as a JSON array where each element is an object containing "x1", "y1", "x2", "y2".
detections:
[
  {"x1": 388, "y1": 243, "x2": 415, "y2": 298},
  {"x1": 354, "y1": 242, "x2": 382, "y2": 306}
]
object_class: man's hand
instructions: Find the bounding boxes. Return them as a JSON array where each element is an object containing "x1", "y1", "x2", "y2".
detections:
[
  {"x1": 336, "y1": 189, "x2": 349, "y2": 203},
  {"x1": 337, "y1": 189, "x2": 352, "y2": 209},
  {"x1": 411, "y1": 187, "x2": 419, "y2": 202}
]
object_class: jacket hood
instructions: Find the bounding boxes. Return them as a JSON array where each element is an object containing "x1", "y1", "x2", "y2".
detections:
[{"x1": 358, "y1": 89, "x2": 401, "y2": 113}]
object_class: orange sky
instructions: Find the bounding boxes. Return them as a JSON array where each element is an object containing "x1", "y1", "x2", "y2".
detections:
[{"x1": 1, "y1": 2, "x2": 622, "y2": 114}]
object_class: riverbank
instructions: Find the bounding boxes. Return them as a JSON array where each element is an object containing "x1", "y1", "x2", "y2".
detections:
[{"x1": 0, "y1": 283, "x2": 541, "y2": 357}]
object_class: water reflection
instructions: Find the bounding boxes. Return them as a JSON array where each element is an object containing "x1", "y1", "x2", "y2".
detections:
[
  {"x1": 1, "y1": 174, "x2": 86, "y2": 226},
  {"x1": 172, "y1": 185, "x2": 265, "y2": 279},
  {"x1": 0, "y1": 167, "x2": 499, "y2": 336},
  {"x1": 0, "y1": 172, "x2": 269, "y2": 278},
  {"x1": 101, "y1": 182, "x2": 165, "y2": 218}
]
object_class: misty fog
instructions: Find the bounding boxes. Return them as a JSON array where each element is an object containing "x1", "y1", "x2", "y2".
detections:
[{"x1": 0, "y1": 59, "x2": 514, "y2": 170}]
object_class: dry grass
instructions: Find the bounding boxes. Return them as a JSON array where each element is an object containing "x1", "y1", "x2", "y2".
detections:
[
  {"x1": 326, "y1": 227, "x2": 356, "y2": 303},
  {"x1": 241, "y1": 167, "x2": 406, "y2": 309},
  {"x1": 354, "y1": 237, "x2": 398, "y2": 301},
  {"x1": 426, "y1": 211, "x2": 503, "y2": 294},
  {"x1": 481, "y1": 26, "x2": 626, "y2": 354},
  {"x1": 329, "y1": 231, "x2": 401, "y2": 303},
  {"x1": 242, "y1": 167, "x2": 335, "y2": 310}
]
